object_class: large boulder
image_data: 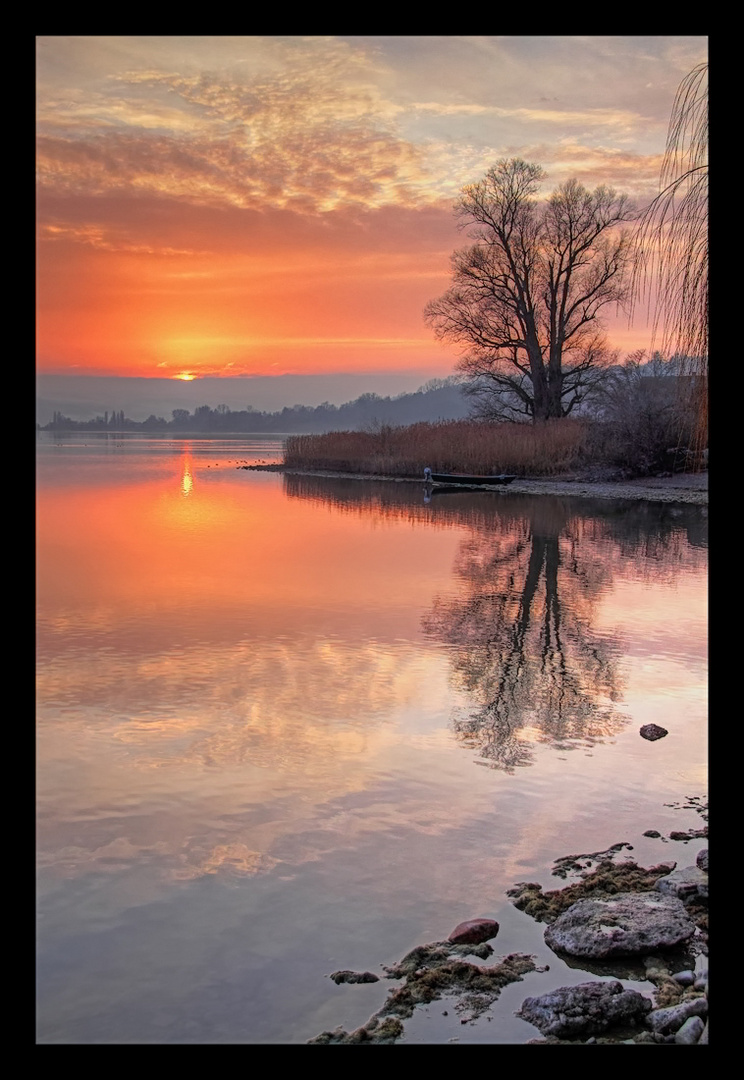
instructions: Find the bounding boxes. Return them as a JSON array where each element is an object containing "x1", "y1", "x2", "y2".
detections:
[
  {"x1": 544, "y1": 891, "x2": 696, "y2": 959},
  {"x1": 517, "y1": 980, "x2": 651, "y2": 1037}
]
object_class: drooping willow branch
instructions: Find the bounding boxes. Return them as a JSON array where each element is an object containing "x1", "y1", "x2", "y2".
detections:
[{"x1": 630, "y1": 62, "x2": 708, "y2": 368}]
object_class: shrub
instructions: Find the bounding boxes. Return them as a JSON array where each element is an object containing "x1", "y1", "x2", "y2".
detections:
[{"x1": 587, "y1": 356, "x2": 702, "y2": 475}]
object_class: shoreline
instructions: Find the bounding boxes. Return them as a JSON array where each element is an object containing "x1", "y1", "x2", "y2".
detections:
[{"x1": 242, "y1": 464, "x2": 709, "y2": 507}]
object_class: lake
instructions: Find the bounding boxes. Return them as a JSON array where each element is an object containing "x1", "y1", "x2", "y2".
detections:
[{"x1": 36, "y1": 432, "x2": 708, "y2": 1044}]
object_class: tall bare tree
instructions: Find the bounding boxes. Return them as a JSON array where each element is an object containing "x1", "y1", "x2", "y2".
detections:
[
  {"x1": 425, "y1": 159, "x2": 633, "y2": 423},
  {"x1": 629, "y1": 62, "x2": 708, "y2": 453}
]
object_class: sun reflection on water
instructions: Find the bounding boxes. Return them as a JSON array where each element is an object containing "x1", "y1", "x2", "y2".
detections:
[{"x1": 180, "y1": 448, "x2": 193, "y2": 497}]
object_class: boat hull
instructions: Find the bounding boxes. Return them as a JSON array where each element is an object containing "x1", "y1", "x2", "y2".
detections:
[{"x1": 427, "y1": 473, "x2": 516, "y2": 486}]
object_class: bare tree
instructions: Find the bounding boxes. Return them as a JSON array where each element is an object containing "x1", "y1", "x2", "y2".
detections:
[
  {"x1": 425, "y1": 159, "x2": 633, "y2": 423},
  {"x1": 629, "y1": 62, "x2": 708, "y2": 454}
]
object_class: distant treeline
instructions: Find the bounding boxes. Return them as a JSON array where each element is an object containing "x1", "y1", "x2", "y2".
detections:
[{"x1": 39, "y1": 378, "x2": 471, "y2": 433}]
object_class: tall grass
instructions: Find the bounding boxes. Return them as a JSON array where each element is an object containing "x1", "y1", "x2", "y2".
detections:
[{"x1": 284, "y1": 419, "x2": 588, "y2": 477}]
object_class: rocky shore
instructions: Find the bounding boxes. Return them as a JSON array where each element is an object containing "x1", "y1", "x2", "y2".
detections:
[
  {"x1": 241, "y1": 464, "x2": 708, "y2": 507},
  {"x1": 309, "y1": 806, "x2": 708, "y2": 1045}
]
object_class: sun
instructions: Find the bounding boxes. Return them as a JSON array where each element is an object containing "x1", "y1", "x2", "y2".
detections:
[{"x1": 174, "y1": 372, "x2": 197, "y2": 381}]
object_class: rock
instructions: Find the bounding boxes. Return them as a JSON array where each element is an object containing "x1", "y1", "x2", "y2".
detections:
[
  {"x1": 669, "y1": 827, "x2": 707, "y2": 841},
  {"x1": 655, "y1": 865, "x2": 708, "y2": 901},
  {"x1": 516, "y1": 981, "x2": 651, "y2": 1038},
  {"x1": 447, "y1": 918, "x2": 499, "y2": 945},
  {"x1": 643, "y1": 830, "x2": 662, "y2": 838},
  {"x1": 696, "y1": 848, "x2": 708, "y2": 872},
  {"x1": 672, "y1": 970, "x2": 696, "y2": 986},
  {"x1": 307, "y1": 1016, "x2": 403, "y2": 1043},
  {"x1": 329, "y1": 970, "x2": 379, "y2": 984},
  {"x1": 640, "y1": 724, "x2": 668, "y2": 741},
  {"x1": 698, "y1": 1020, "x2": 709, "y2": 1044},
  {"x1": 675, "y1": 1015, "x2": 705, "y2": 1043},
  {"x1": 646, "y1": 996, "x2": 708, "y2": 1033},
  {"x1": 544, "y1": 892, "x2": 696, "y2": 959}
]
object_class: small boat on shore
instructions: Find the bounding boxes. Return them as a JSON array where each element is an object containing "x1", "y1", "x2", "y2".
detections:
[{"x1": 423, "y1": 467, "x2": 516, "y2": 486}]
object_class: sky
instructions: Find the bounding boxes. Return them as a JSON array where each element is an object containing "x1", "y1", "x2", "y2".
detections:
[{"x1": 36, "y1": 35, "x2": 708, "y2": 411}]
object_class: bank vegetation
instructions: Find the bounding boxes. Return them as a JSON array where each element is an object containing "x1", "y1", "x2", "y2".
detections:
[
  {"x1": 286, "y1": 418, "x2": 585, "y2": 478},
  {"x1": 284, "y1": 362, "x2": 706, "y2": 479}
]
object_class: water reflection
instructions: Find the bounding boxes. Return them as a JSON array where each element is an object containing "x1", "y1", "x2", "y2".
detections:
[
  {"x1": 285, "y1": 476, "x2": 707, "y2": 772},
  {"x1": 283, "y1": 474, "x2": 708, "y2": 555},
  {"x1": 36, "y1": 452, "x2": 707, "y2": 1044},
  {"x1": 181, "y1": 446, "x2": 194, "y2": 497},
  {"x1": 423, "y1": 498, "x2": 624, "y2": 771}
]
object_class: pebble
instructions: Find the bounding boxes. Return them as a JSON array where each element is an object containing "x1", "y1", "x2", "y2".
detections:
[
  {"x1": 647, "y1": 997, "x2": 708, "y2": 1033},
  {"x1": 675, "y1": 1016, "x2": 705, "y2": 1044},
  {"x1": 672, "y1": 970, "x2": 696, "y2": 986}
]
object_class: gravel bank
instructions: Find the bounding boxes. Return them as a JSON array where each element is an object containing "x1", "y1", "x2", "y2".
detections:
[
  {"x1": 505, "y1": 473, "x2": 707, "y2": 505},
  {"x1": 242, "y1": 464, "x2": 708, "y2": 507}
]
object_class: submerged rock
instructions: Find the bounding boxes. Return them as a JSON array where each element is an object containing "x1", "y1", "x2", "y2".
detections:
[
  {"x1": 517, "y1": 981, "x2": 651, "y2": 1038},
  {"x1": 544, "y1": 892, "x2": 696, "y2": 959},
  {"x1": 448, "y1": 918, "x2": 499, "y2": 945}
]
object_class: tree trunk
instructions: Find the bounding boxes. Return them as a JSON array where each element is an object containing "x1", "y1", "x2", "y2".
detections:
[
  {"x1": 546, "y1": 339, "x2": 564, "y2": 419},
  {"x1": 526, "y1": 328, "x2": 549, "y2": 422}
]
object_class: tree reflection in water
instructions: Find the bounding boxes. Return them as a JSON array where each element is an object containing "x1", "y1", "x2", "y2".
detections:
[
  {"x1": 422, "y1": 497, "x2": 628, "y2": 771},
  {"x1": 283, "y1": 476, "x2": 706, "y2": 773}
]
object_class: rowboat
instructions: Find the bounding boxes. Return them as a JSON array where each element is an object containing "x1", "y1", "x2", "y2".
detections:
[{"x1": 423, "y1": 467, "x2": 516, "y2": 486}]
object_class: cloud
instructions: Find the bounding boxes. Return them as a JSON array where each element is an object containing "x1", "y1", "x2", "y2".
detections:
[
  {"x1": 38, "y1": 36, "x2": 689, "y2": 221},
  {"x1": 37, "y1": 38, "x2": 437, "y2": 215}
]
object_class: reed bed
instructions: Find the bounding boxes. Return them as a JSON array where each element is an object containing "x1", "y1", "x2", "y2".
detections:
[{"x1": 284, "y1": 419, "x2": 588, "y2": 477}]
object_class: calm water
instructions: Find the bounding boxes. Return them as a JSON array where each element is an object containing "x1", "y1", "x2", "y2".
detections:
[{"x1": 36, "y1": 433, "x2": 708, "y2": 1044}]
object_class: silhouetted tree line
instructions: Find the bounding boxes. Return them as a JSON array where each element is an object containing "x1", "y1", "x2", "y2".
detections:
[{"x1": 40, "y1": 379, "x2": 471, "y2": 433}]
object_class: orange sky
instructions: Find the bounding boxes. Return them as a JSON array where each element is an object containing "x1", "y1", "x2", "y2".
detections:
[{"x1": 36, "y1": 36, "x2": 707, "y2": 385}]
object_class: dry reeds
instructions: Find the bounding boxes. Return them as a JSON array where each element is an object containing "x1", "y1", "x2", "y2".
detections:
[{"x1": 284, "y1": 419, "x2": 588, "y2": 477}]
